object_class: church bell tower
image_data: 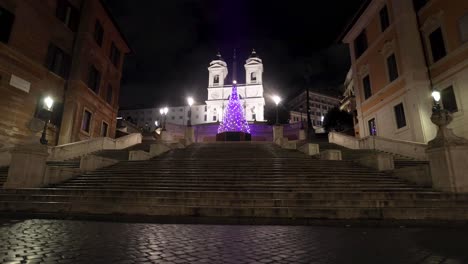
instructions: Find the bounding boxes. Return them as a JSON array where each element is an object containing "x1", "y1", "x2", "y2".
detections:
[{"x1": 208, "y1": 52, "x2": 228, "y2": 87}]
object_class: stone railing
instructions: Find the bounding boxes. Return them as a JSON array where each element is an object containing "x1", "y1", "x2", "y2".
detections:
[
  {"x1": 48, "y1": 133, "x2": 142, "y2": 161},
  {"x1": 329, "y1": 132, "x2": 428, "y2": 160}
]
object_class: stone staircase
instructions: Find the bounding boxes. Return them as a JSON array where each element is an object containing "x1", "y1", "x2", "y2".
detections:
[
  {"x1": 0, "y1": 142, "x2": 467, "y2": 222},
  {"x1": 0, "y1": 167, "x2": 7, "y2": 186}
]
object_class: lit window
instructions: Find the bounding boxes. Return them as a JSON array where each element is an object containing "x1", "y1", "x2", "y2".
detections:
[
  {"x1": 368, "y1": 118, "x2": 377, "y2": 136},
  {"x1": 0, "y1": 7, "x2": 14, "y2": 43},
  {"x1": 363, "y1": 75, "x2": 372, "y2": 100},
  {"x1": 101, "y1": 122, "x2": 109, "y2": 137},
  {"x1": 394, "y1": 103, "x2": 406, "y2": 129},
  {"x1": 429, "y1": 28, "x2": 447, "y2": 63},
  {"x1": 459, "y1": 13, "x2": 468, "y2": 43},
  {"x1": 94, "y1": 21, "x2": 104, "y2": 46},
  {"x1": 386, "y1": 54, "x2": 399, "y2": 82},
  {"x1": 380, "y1": 5, "x2": 390, "y2": 31},
  {"x1": 82, "y1": 110, "x2": 92, "y2": 133},
  {"x1": 441, "y1": 86, "x2": 458, "y2": 113}
]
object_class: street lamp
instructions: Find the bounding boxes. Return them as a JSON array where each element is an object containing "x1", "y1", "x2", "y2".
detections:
[
  {"x1": 187, "y1": 97, "x2": 194, "y2": 127},
  {"x1": 160, "y1": 107, "x2": 168, "y2": 131},
  {"x1": 40, "y1": 96, "x2": 54, "y2": 145},
  {"x1": 272, "y1": 95, "x2": 281, "y2": 125},
  {"x1": 432, "y1": 90, "x2": 441, "y2": 111},
  {"x1": 299, "y1": 106, "x2": 304, "y2": 129}
]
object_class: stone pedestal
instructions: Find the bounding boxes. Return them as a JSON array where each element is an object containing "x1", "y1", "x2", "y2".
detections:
[
  {"x1": 4, "y1": 144, "x2": 49, "y2": 189},
  {"x1": 357, "y1": 153, "x2": 394, "y2": 171},
  {"x1": 185, "y1": 127, "x2": 195, "y2": 145},
  {"x1": 273, "y1": 125, "x2": 283, "y2": 145},
  {"x1": 427, "y1": 145, "x2": 468, "y2": 192},
  {"x1": 320, "y1": 150, "x2": 342, "y2": 160},
  {"x1": 298, "y1": 143, "x2": 319, "y2": 156},
  {"x1": 426, "y1": 108, "x2": 468, "y2": 192},
  {"x1": 299, "y1": 129, "x2": 306, "y2": 140},
  {"x1": 160, "y1": 130, "x2": 173, "y2": 142}
]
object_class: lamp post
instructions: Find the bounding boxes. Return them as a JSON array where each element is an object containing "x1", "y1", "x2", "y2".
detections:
[
  {"x1": 160, "y1": 107, "x2": 168, "y2": 131},
  {"x1": 187, "y1": 97, "x2": 194, "y2": 127},
  {"x1": 272, "y1": 95, "x2": 281, "y2": 125},
  {"x1": 299, "y1": 106, "x2": 304, "y2": 129},
  {"x1": 40, "y1": 96, "x2": 54, "y2": 145}
]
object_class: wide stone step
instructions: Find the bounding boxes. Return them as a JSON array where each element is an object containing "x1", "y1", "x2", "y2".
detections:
[
  {"x1": 1, "y1": 200, "x2": 468, "y2": 220},
  {"x1": 1, "y1": 189, "x2": 451, "y2": 199},
  {"x1": 0, "y1": 194, "x2": 466, "y2": 208}
]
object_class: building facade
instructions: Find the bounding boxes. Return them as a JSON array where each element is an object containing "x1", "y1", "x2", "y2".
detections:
[
  {"x1": 343, "y1": 0, "x2": 468, "y2": 142},
  {"x1": 119, "y1": 51, "x2": 266, "y2": 130},
  {"x1": 288, "y1": 91, "x2": 340, "y2": 127},
  {"x1": 0, "y1": 0, "x2": 129, "y2": 151},
  {"x1": 339, "y1": 69, "x2": 359, "y2": 136}
]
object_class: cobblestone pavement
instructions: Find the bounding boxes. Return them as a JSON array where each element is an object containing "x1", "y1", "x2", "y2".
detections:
[{"x1": 0, "y1": 219, "x2": 468, "y2": 263}]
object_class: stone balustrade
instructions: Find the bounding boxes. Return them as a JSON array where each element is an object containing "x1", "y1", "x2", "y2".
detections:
[
  {"x1": 48, "y1": 133, "x2": 142, "y2": 161},
  {"x1": 329, "y1": 132, "x2": 428, "y2": 160}
]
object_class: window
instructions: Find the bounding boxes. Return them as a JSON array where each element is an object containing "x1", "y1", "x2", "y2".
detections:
[
  {"x1": 110, "y1": 42, "x2": 121, "y2": 67},
  {"x1": 429, "y1": 28, "x2": 447, "y2": 63},
  {"x1": 214, "y1": 75, "x2": 219, "y2": 85},
  {"x1": 212, "y1": 116, "x2": 216, "y2": 121},
  {"x1": 368, "y1": 118, "x2": 377, "y2": 136},
  {"x1": 0, "y1": 7, "x2": 14, "y2": 43},
  {"x1": 204, "y1": 114, "x2": 207, "y2": 121},
  {"x1": 204, "y1": 105, "x2": 207, "y2": 112},
  {"x1": 179, "y1": 116, "x2": 183, "y2": 119},
  {"x1": 88, "y1": 66, "x2": 101, "y2": 93},
  {"x1": 45, "y1": 44, "x2": 71, "y2": 78},
  {"x1": 94, "y1": 21, "x2": 104, "y2": 46},
  {"x1": 251, "y1": 72, "x2": 257, "y2": 82},
  {"x1": 386, "y1": 53, "x2": 399, "y2": 82},
  {"x1": 459, "y1": 13, "x2": 468, "y2": 43},
  {"x1": 100, "y1": 122, "x2": 109, "y2": 137},
  {"x1": 81, "y1": 110, "x2": 92, "y2": 133},
  {"x1": 56, "y1": 0, "x2": 79, "y2": 31},
  {"x1": 354, "y1": 30, "x2": 368, "y2": 58},
  {"x1": 380, "y1": 5, "x2": 390, "y2": 31},
  {"x1": 394, "y1": 103, "x2": 407, "y2": 129},
  {"x1": 171, "y1": 116, "x2": 175, "y2": 120},
  {"x1": 363, "y1": 75, "x2": 372, "y2": 100},
  {"x1": 252, "y1": 114, "x2": 256, "y2": 120},
  {"x1": 106, "y1": 85, "x2": 113, "y2": 104},
  {"x1": 441, "y1": 86, "x2": 458, "y2": 113},
  {"x1": 413, "y1": 0, "x2": 428, "y2": 13}
]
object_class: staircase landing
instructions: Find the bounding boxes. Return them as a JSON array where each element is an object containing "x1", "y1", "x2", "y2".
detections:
[{"x1": 1, "y1": 142, "x2": 467, "y2": 223}]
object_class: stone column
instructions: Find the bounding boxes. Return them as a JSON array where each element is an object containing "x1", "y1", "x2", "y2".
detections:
[
  {"x1": 426, "y1": 109, "x2": 468, "y2": 192},
  {"x1": 185, "y1": 126, "x2": 195, "y2": 145},
  {"x1": 299, "y1": 129, "x2": 306, "y2": 140},
  {"x1": 4, "y1": 144, "x2": 49, "y2": 189},
  {"x1": 273, "y1": 125, "x2": 283, "y2": 145}
]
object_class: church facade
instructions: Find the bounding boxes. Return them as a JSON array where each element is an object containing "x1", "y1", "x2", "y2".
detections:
[{"x1": 119, "y1": 50, "x2": 266, "y2": 130}]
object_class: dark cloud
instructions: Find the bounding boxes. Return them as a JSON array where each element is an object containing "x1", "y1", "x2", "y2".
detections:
[{"x1": 104, "y1": 0, "x2": 365, "y2": 108}]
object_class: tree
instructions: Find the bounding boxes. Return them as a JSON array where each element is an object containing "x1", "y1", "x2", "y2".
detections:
[
  {"x1": 323, "y1": 107, "x2": 354, "y2": 134},
  {"x1": 218, "y1": 85, "x2": 250, "y2": 134}
]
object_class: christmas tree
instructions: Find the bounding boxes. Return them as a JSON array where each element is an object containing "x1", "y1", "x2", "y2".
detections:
[{"x1": 218, "y1": 84, "x2": 251, "y2": 134}]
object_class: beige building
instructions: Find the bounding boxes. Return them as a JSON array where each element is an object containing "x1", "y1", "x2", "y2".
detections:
[
  {"x1": 342, "y1": 0, "x2": 468, "y2": 143},
  {"x1": 288, "y1": 90, "x2": 340, "y2": 127},
  {"x1": 0, "y1": 0, "x2": 130, "y2": 151}
]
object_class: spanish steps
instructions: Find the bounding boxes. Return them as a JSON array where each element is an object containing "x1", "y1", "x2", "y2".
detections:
[{"x1": 0, "y1": 142, "x2": 467, "y2": 222}]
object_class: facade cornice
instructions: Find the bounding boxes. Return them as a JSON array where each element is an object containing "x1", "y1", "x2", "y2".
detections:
[{"x1": 343, "y1": 0, "x2": 386, "y2": 43}]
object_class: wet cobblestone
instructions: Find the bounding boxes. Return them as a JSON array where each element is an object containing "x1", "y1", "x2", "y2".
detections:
[{"x1": 0, "y1": 219, "x2": 467, "y2": 263}]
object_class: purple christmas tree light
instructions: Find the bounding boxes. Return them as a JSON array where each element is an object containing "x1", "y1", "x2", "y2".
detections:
[{"x1": 218, "y1": 83, "x2": 250, "y2": 134}]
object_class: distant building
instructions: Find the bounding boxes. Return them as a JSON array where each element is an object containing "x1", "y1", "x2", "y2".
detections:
[
  {"x1": 287, "y1": 90, "x2": 340, "y2": 128},
  {"x1": 339, "y1": 69, "x2": 359, "y2": 136},
  {"x1": 342, "y1": 0, "x2": 468, "y2": 142},
  {"x1": 119, "y1": 50, "x2": 266, "y2": 130},
  {"x1": 0, "y1": 0, "x2": 130, "y2": 150}
]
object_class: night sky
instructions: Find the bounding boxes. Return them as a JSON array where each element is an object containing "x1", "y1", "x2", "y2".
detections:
[{"x1": 104, "y1": 1, "x2": 366, "y2": 109}]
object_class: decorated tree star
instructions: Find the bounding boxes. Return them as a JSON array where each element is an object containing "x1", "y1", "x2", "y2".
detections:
[{"x1": 218, "y1": 84, "x2": 250, "y2": 134}]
